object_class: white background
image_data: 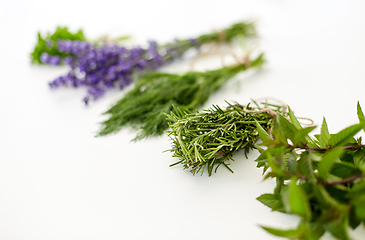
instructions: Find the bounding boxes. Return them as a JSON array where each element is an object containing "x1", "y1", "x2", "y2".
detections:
[{"x1": 1, "y1": 0, "x2": 365, "y2": 239}]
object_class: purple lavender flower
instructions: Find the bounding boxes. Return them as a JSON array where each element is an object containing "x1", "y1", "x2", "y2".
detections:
[
  {"x1": 64, "y1": 56, "x2": 74, "y2": 66},
  {"x1": 40, "y1": 52, "x2": 49, "y2": 63},
  {"x1": 48, "y1": 56, "x2": 61, "y2": 65},
  {"x1": 57, "y1": 40, "x2": 91, "y2": 55},
  {"x1": 46, "y1": 37, "x2": 198, "y2": 104},
  {"x1": 40, "y1": 53, "x2": 61, "y2": 65}
]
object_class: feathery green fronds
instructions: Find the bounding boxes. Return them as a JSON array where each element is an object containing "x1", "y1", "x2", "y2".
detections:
[{"x1": 98, "y1": 54, "x2": 265, "y2": 140}]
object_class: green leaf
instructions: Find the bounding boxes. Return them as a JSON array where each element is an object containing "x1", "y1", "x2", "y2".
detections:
[
  {"x1": 354, "y1": 202, "x2": 365, "y2": 221},
  {"x1": 287, "y1": 153, "x2": 298, "y2": 174},
  {"x1": 314, "y1": 134, "x2": 321, "y2": 142},
  {"x1": 349, "y1": 206, "x2": 361, "y2": 229},
  {"x1": 276, "y1": 114, "x2": 298, "y2": 141},
  {"x1": 255, "y1": 146, "x2": 287, "y2": 162},
  {"x1": 324, "y1": 221, "x2": 351, "y2": 240},
  {"x1": 297, "y1": 151, "x2": 316, "y2": 183},
  {"x1": 324, "y1": 185, "x2": 349, "y2": 204},
  {"x1": 328, "y1": 124, "x2": 363, "y2": 148},
  {"x1": 319, "y1": 117, "x2": 330, "y2": 148},
  {"x1": 263, "y1": 222, "x2": 325, "y2": 240},
  {"x1": 256, "y1": 194, "x2": 275, "y2": 208},
  {"x1": 261, "y1": 226, "x2": 301, "y2": 239},
  {"x1": 357, "y1": 102, "x2": 365, "y2": 127},
  {"x1": 267, "y1": 152, "x2": 285, "y2": 176},
  {"x1": 353, "y1": 150, "x2": 365, "y2": 173},
  {"x1": 347, "y1": 181, "x2": 365, "y2": 196},
  {"x1": 288, "y1": 106, "x2": 303, "y2": 130},
  {"x1": 288, "y1": 177, "x2": 311, "y2": 219},
  {"x1": 287, "y1": 107, "x2": 318, "y2": 148},
  {"x1": 340, "y1": 152, "x2": 356, "y2": 164},
  {"x1": 293, "y1": 126, "x2": 317, "y2": 145},
  {"x1": 330, "y1": 162, "x2": 362, "y2": 179},
  {"x1": 270, "y1": 116, "x2": 288, "y2": 145},
  {"x1": 255, "y1": 121, "x2": 272, "y2": 142},
  {"x1": 312, "y1": 184, "x2": 343, "y2": 209},
  {"x1": 317, "y1": 148, "x2": 344, "y2": 180},
  {"x1": 304, "y1": 222, "x2": 326, "y2": 240}
]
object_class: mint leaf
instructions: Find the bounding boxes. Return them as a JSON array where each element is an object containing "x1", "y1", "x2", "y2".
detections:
[
  {"x1": 293, "y1": 126, "x2": 317, "y2": 145},
  {"x1": 298, "y1": 151, "x2": 316, "y2": 183},
  {"x1": 319, "y1": 117, "x2": 330, "y2": 148},
  {"x1": 256, "y1": 121, "x2": 272, "y2": 142},
  {"x1": 357, "y1": 101, "x2": 365, "y2": 126},
  {"x1": 288, "y1": 106, "x2": 302, "y2": 130},
  {"x1": 288, "y1": 177, "x2": 311, "y2": 219},
  {"x1": 256, "y1": 193, "x2": 277, "y2": 209},
  {"x1": 317, "y1": 148, "x2": 344, "y2": 180},
  {"x1": 331, "y1": 162, "x2": 362, "y2": 179},
  {"x1": 261, "y1": 226, "x2": 301, "y2": 238},
  {"x1": 328, "y1": 124, "x2": 363, "y2": 148}
]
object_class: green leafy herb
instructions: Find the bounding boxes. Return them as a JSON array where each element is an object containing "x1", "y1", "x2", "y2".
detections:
[
  {"x1": 166, "y1": 100, "x2": 285, "y2": 175},
  {"x1": 256, "y1": 102, "x2": 365, "y2": 240},
  {"x1": 31, "y1": 26, "x2": 86, "y2": 64},
  {"x1": 98, "y1": 53, "x2": 265, "y2": 140}
]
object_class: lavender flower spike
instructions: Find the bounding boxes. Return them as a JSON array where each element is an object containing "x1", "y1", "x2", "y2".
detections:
[
  {"x1": 40, "y1": 53, "x2": 61, "y2": 65},
  {"x1": 48, "y1": 40, "x2": 169, "y2": 104}
]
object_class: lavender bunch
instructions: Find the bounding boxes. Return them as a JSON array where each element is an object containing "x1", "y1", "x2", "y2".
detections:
[
  {"x1": 36, "y1": 22, "x2": 256, "y2": 104},
  {"x1": 45, "y1": 40, "x2": 165, "y2": 104},
  {"x1": 30, "y1": 26, "x2": 86, "y2": 64}
]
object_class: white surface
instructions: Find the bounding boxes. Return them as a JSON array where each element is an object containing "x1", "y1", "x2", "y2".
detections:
[{"x1": 1, "y1": 0, "x2": 365, "y2": 239}]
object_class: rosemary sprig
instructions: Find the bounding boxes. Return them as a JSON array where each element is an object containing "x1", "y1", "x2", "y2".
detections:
[
  {"x1": 166, "y1": 101, "x2": 286, "y2": 176},
  {"x1": 97, "y1": 53, "x2": 265, "y2": 139}
]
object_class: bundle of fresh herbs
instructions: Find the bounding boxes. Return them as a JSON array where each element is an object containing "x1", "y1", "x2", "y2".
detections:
[
  {"x1": 255, "y1": 103, "x2": 365, "y2": 240},
  {"x1": 98, "y1": 53, "x2": 265, "y2": 140},
  {"x1": 166, "y1": 100, "x2": 286, "y2": 175},
  {"x1": 167, "y1": 100, "x2": 365, "y2": 240},
  {"x1": 31, "y1": 22, "x2": 257, "y2": 103}
]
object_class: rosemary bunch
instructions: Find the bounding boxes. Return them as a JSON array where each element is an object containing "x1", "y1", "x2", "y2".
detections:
[
  {"x1": 98, "y1": 53, "x2": 265, "y2": 139},
  {"x1": 256, "y1": 103, "x2": 365, "y2": 240},
  {"x1": 166, "y1": 101, "x2": 286, "y2": 176}
]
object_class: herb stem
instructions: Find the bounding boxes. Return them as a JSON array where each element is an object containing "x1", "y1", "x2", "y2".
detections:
[
  {"x1": 326, "y1": 173, "x2": 364, "y2": 185},
  {"x1": 289, "y1": 144, "x2": 364, "y2": 152}
]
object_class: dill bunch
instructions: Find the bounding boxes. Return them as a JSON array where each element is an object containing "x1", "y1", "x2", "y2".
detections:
[
  {"x1": 166, "y1": 101, "x2": 286, "y2": 176},
  {"x1": 98, "y1": 53, "x2": 265, "y2": 140}
]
